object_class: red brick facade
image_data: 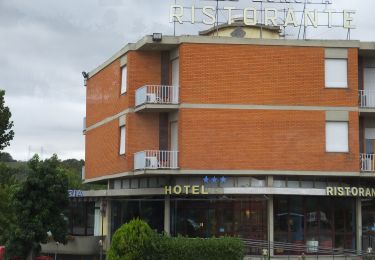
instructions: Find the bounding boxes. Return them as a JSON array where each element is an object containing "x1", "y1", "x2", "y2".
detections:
[{"x1": 85, "y1": 42, "x2": 359, "y2": 180}]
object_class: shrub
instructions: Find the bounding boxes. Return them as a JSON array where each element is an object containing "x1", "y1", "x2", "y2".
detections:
[
  {"x1": 146, "y1": 235, "x2": 245, "y2": 260},
  {"x1": 108, "y1": 219, "x2": 245, "y2": 260},
  {"x1": 107, "y1": 218, "x2": 155, "y2": 260}
]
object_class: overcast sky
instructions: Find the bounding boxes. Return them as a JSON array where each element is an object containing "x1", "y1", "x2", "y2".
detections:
[{"x1": 0, "y1": 0, "x2": 374, "y2": 161}]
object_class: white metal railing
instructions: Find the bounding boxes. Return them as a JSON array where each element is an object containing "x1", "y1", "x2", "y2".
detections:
[
  {"x1": 83, "y1": 117, "x2": 86, "y2": 132},
  {"x1": 134, "y1": 150, "x2": 178, "y2": 170},
  {"x1": 361, "y1": 153, "x2": 375, "y2": 172},
  {"x1": 81, "y1": 166, "x2": 85, "y2": 180},
  {"x1": 359, "y1": 90, "x2": 375, "y2": 108},
  {"x1": 135, "y1": 85, "x2": 179, "y2": 107}
]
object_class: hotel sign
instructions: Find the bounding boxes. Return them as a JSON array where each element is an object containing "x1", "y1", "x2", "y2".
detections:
[
  {"x1": 165, "y1": 185, "x2": 209, "y2": 195},
  {"x1": 326, "y1": 187, "x2": 375, "y2": 197},
  {"x1": 170, "y1": 0, "x2": 355, "y2": 29},
  {"x1": 164, "y1": 176, "x2": 226, "y2": 195}
]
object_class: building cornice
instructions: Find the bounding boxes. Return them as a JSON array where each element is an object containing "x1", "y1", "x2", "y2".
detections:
[
  {"x1": 83, "y1": 169, "x2": 362, "y2": 184},
  {"x1": 88, "y1": 35, "x2": 370, "y2": 79},
  {"x1": 80, "y1": 187, "x2": 328, "y2": 197},
  {"x1": 84, "y1": 104, "x2": 358, "y2": 133}
]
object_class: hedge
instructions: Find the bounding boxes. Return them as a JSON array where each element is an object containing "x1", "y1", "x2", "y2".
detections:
[
  {"x1": 146, "y1": 235, "x2": 245, "y2": 260},
  {"x1": 108, "y1": 219, "x2": 245, "y2": 260}
]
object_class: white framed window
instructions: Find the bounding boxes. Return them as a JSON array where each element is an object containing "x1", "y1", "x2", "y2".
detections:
[
  {"x1": 119, "y1": 125, "x2": 126, "y2": 155},
  {"x1": 121, "y1": 65, "x2": 127, "y2": 94},
  {"x1": 325, "y1": 59, "x2": 348, "y2": 88},
  {"x1": 326, "y1": 122, "x2": 349, "y2": 152}
]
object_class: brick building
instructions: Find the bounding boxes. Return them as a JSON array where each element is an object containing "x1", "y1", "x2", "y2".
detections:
[{"x1": 50, "y1": 24, "x2": 375, "y2": 258}]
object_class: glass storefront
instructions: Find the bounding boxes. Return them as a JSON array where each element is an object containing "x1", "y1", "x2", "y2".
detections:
[
  {"x1": 171, "y1": 196, "x2": 267, "y2": 240},
  {"x1": 274, "y1": 196, "x2": 356, "y2": 254},
  {"x1": 68, "y1": 201, "x2": 95, "y2": 236},
  {"x1": 110, "y1": 198, "x2": 164, "y2": 236},
  {"x1": 108, "y1": 194, "x2": 363, "y2": 255},
  {"x1": 362, "y1": 198, "x2": 375, "y2": 250}
]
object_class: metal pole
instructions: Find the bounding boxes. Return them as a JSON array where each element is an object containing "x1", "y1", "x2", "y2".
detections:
[
  {"x1": 215, "y1": 0, "x2": 219, "y2": 36},
  {"x1": 100, "y1": 201, "x2": 105, "y2": 260},
  {"x1": 100, "y1": 214, "x2": 104, "y2": 260},
  {"x1": 173, "y1": 0, "x2": 176, "y2": 36},
  {"x1": 54, "y1": 242, "x2": 58, "y2": 260},
  {"x1": 260, "y1": 2, "x2": 263, "y2": 39}
]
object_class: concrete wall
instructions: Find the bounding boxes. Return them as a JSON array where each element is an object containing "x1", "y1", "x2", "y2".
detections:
[
  {"x1": 41, "y1": 236, "x2": 102, "y2": 255},
  {"x1": 204, "y1": 27, "x2": 280, "y2": 39}
]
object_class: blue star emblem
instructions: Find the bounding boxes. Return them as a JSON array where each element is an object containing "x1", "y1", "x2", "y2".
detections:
[
  {"x1": 203, "y1": 176, "x2": 209, "y2": 183},
  {"x1": 220, "y1": 176, "x2": 226, "y2": 183},
  {"x1": 211, "y1": 176, "x2": 217, "y2": 183}
]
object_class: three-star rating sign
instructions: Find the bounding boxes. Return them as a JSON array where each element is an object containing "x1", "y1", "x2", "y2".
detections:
[{"x1": 203, "y1": 176, "x2": 226, "y2": 184}]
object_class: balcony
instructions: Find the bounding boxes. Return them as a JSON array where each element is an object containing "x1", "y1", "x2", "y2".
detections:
[
  {"x1": 359, "y1": 90, "x2": 375, "y2": 112},
  {"x1": 134, "y1": 150, "x2": 178, "y2": 171},
  {"x1": 135, "y1": 85, "x2": 179, "y2": 112},
  {"x1": 361, "y1": 153, "x2": 375, "y2": 172}
]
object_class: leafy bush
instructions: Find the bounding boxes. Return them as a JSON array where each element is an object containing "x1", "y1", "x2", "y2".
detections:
[
  {"x1": 107, "y1": 218, "x2": 155, "y2": 260},
  {"x1": 108, "y1": 219, "x2": 245, "y2": 260}
]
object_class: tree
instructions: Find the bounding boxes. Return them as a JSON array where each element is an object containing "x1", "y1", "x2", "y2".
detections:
[
  {"x1": 0, "y1": 90, "x2": 14, "y2": 150},
  {"x1": 0, "y1": 152, "x2": 15, "y2": 162},
  {"x1": 59, "y1": 158, "x2": 105, "y2": 190},
  {"x1": 0, "y1": 163, "x2": 18, "y2": 245},
  {"x1": 5, "y1": 154, "x2": 69, "y2": 259}
]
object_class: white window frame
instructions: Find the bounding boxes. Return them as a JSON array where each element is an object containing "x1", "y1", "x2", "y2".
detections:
[
  {"x1": 121, "y1": 65, "x2": 127, "y2": 94},
  {"x1": 325, "y1": 58, "x2": 348, "y2": 88},
  {"x1": 325, "y1": 121, "x2": 349, "y2": 153},
  {"x1": 119, "y1": 125, "x2": 126, "y2": 155}
]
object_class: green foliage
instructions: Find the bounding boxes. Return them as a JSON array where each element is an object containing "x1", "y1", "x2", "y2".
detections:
[
  {"x1": 5, "y1": 154, "x2": 69, "y2": 259},
  {"x1": 148, "y1": 235, "x2": 245, "y2": 260},
  {"x1": 0, "y1": 152, "x2": 16, "y2": 162},
  {"x1": 0, "y1": 90, "x2": 14, "y2": 150},
  {"x1": 61, "y1": 158, "x2": 84, "y2": 172},
  {"x1": 107, "y1": 218, "x2": 155, "y2": 260},
  {"x1": 59, "y1": 158, "x2": 105, "y2": 190},
  {"x1": 108, "y1": 219, "x2": 245, "y2": 260},
  {"x1": 0, "y1": 163, "x2": 18, "y2": 245}
]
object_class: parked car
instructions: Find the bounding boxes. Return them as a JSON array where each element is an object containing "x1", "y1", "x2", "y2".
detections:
[{"x1": 0, "y1": 247, "x2": 5, "y2": 260}]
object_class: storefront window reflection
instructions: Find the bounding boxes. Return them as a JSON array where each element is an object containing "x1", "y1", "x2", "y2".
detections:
[
  {"x1": 274, "y1": 196, "x2": 356, "y2": 254},
  {"x1": 171, "y1": 196, "x2": 267, "y2": 241},
  {"x1": 110, "y1": 199, "x2": 164, "y2": 237},
  {"x1": 362, "y1": 198, "x2": 375, "y2": 250}
]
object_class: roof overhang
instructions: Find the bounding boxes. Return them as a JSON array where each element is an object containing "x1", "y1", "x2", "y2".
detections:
[{"x1": 88, "y1": 34, "x2": 374, "y2": 79}]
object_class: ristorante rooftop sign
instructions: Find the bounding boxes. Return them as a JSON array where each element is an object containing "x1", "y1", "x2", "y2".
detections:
[{"x1": 170, "y1": 0, "x2": 355, "y2": 29}]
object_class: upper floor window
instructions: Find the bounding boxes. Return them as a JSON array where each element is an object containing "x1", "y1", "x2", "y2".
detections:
[
  {"x1": 326, "y1": 121, "x2": 349, "y2": 152},
  {"x1": 325, "y1": 59, "x2": 348, "y2": 88},
  {"x1": 119, "y1": 125, "x2": 126, "y2": 155},
  {"x1": 121, "y1": 65, "x2": 127, "y2": 94}
]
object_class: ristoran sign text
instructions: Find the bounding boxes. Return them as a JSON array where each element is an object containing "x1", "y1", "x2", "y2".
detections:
[{"x1": 326, "y1": 187, "x2": 375, "y2": 197}]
